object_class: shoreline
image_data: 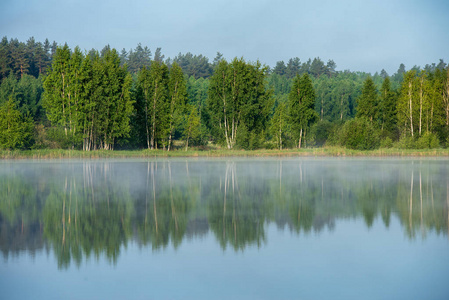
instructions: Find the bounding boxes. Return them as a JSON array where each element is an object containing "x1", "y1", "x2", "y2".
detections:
[{"x1": 1, "y1": 147, "x2": 449, "y2": 159}]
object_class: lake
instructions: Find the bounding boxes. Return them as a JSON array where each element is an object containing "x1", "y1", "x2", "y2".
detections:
[{"x1": 1, "y1": 158, "x2": 448, "y2": 300}]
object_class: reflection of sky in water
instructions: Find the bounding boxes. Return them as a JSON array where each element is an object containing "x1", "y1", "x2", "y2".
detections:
[
  {"x1": 2, "y1": 217, "x2": 449, "y2": 300},
  {"x1": 1, "y1": 158, "x2": 449, "y2": 299}
]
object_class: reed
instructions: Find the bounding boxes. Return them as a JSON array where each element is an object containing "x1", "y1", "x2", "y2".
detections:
[{"x1": 1, "y1": 146, "x2": 449, "y2": 160}]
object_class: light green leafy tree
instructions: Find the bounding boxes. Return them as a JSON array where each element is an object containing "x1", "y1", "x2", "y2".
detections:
[
  {"x1": 136, "y1": 61, "x2": 169, "y2": 149},
  {"x1": 397, "y1": 70, "x2": 418, "y2": 138},
  {"x1": 269, "y1": 99, "x2": 288, "y2": 150},
  {"x1": 167, "y1": 62, "x2": 187, "y2": 151},
  {"x1": 96, "y1": 49, "x2": 133, "y2": 150},
  {"x1": 43, "y1": 44, "x2": 72, "y2": 136},
  {"x1": 207, "y1": 58, "x2": 272, "y2": 149},
  {"x1": 288, "y1": 73, "x2": 318, "y2": 148},
  {"x1": 184, "y1": 104, "x2": 201, "y2": 151}
]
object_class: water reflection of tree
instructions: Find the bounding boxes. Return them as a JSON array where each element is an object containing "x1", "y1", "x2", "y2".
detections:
[
  {"x1": 136, "y1": 162, "x2": 190, "y2": 250},
  {"x1": 206, "y1": 161, "x2": 266, "y2": 251},
  {"x1": 395, "y1": 162, "x2": 449, "y2": 239},
  {"x1": 1, "y1": 159, "x2": 449, "y2": 267},
  {"x1": 0, "y1": 166, "x2": 45, "y2": 259},
  {"x1": 42, "y1": 163, "x2": 134, "y2": 269}
]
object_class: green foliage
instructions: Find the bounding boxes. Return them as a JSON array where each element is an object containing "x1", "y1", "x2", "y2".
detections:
[
  {"x1": 184, "y1": 105, "x2": 202, "y2": 150},
  {"x1": 269, "y1": 100, "x2": 289, "y2": 149},
  {"x1": 167, "y1": 62, "x2": 187, "y2": 150},
  {"x1": 0, "y1": 98, "x2": 34, "y2": 149},
  {"x1": 380, "y1": 137, "x2": 393, "y2": 148},
  {"x1": 356, "y1": 76, "x2": 379, "y2": 124},
  {"x1": 339, "y1": 117, "x2": 380, "y2": 150},
  {"x1": 126, "y1": 43, "x2": 151, "y2": 74},
  {"x1": 0, "y1": 73, "x2": 44, "y2": 121},
  {"x1": 288, "y1": 73, "x2": 318, "y2": 147},
  {"x1": 379, "y1": 77, "x2": 398, "y2": 139},
  {"x1": 174, "y1": 52, "x2": 212, "y2": 78},
  {"x1": 309, "y1": 119, "x2": 333, "y2": 147},
  {"x1": 2, "y1": 36, "x2": 448, "y2": 152},
  {"x1": 393, "y1": 135, "x2": 414, "y2": 149},
  {"x1": 415, "y1": 132, "x2": 440, "y2": 149},
  {"x1": 135, "y1": 61, "x2": 170, "y2": 149},
  {"x1": 207, "y1": 58, "x2": 273, "y2": 149},
  {"x1": 397, "y1": 70, "x2": 418, "y2": 137},
  {"x1": 43, "y1": 126, "x2": 80, "y2": 149},
  {"x1": 43, "y1": 46, "x2": 133, "y2": 150}
]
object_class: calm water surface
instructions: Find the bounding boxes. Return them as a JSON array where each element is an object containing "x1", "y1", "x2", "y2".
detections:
[{"x1": 1, "y1": 158, "x2": 448, "y2": 300}]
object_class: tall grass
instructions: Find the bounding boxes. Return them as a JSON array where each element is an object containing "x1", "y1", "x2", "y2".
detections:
[{"x1": 1, "y1": 146, "x2": 449, "y2": 160}]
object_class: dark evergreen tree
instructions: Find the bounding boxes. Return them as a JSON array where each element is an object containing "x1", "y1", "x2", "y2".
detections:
[
  {"x1": 0, "y1": 98, "x2": 34, "y2": 149},
  {"x1": 272, "y1": 61, "x2": 287, "y2": 76},
  {"x1": 119, "y1": 48, "x2": 128, "y2": 66},
  {"x1": 154, "y1": 47, "x2": 165, "y2": 62},
  {"x1": 379, "y1": 77, "x2": 398, "y2": 138},
  {"x1": 310, "y1": 57, "x2": 326, "y2": 77},
  {"x1": 356, "y1": 76, "x2": 379, "y2": 125},
  {"x1": 127, "y1": 43, "x2": 151, "y2": 74},
  {"x1": 286, "y1": 57, "x2": 301, "y2": 78}
]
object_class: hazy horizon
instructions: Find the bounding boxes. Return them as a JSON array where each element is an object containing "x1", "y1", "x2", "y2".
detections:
[{"x1": 1, "y1": 0, "x2": 448, "y2": 75}]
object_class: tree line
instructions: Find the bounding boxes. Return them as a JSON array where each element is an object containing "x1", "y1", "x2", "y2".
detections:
[{"x1": 0, "y1": 36, "x2": 448, "y2": 151}]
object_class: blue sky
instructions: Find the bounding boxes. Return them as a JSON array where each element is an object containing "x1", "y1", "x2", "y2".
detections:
[{"x1": 1, "y1": 0, "x2": 448, "y2": 74}]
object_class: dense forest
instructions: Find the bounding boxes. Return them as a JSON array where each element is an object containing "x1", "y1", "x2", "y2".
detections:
[{"x1": 1, "y1": 36, "x2": 448, "y2": 151}]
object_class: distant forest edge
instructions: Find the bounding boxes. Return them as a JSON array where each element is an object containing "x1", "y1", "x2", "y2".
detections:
[{"x1": 0, "y1": 36, "x2": 448, "y2": 151}]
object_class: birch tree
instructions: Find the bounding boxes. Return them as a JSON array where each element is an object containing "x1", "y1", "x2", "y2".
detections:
[
  {"x1": 207, "y1": 58, "x2": 272, "y2": 149},
  {"x1": 288, "y1": 74, "x2": 318, "y2": 148},
  {"x1": 167, "y1": 62, "x2": 187, "y2": 151},
  {"x1": 397, "y1": 71, "x2": 418, "y2": 137}
]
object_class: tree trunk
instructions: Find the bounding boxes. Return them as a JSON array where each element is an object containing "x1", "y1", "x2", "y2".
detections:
[
  {"x1": 298, "y1": 127, "x2": 303, "y2": 149},
  {"x1": 222, "y1": 71, "x2": 231, "y2": 149},
  {"x1": 151, "y1": 84, "x2": 157, "y2": 150},
  {"x1": 409, "y1": 80, "x2": 414, "y2": 137},
  {"x1": 445, "y1": 69, "x2": 449, "y2": 126},
  {"x1": 321, "y1": 97, "x2": 324, "y2": 121},
  {"x1": 419, "y1": 77, "x2": 423, "y2": 136},
  {"x1": 168, "y1": 130, "x2": 172, "y2": 151},
  {"x1": 145, "y1": 97, "x2": 150, "y2": 149},
  {"x1": 279, "y1": 117, "x2": 282, "y2": 150},
  {"x1": 152, "y1": 163, "x2": 158, "y2": 233}
]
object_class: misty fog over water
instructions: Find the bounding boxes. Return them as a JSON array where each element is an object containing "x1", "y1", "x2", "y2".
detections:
[{"x1": 1, "y1": 158, "x2": 449, "y2": 299}]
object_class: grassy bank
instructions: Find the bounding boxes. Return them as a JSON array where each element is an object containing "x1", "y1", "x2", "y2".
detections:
[{"x1": 1, "y1": 147, "x2": 449, "y2": 159}]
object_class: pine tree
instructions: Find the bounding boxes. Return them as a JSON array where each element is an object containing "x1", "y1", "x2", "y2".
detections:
[
  {"x1": 379, "y1": 77, "x2": 398, "y2": 138},
  {"x1": 356, "y1": 76, "x2": 379, "y2": 125},
  {"x1": 0, "y1": 98, "x2": 34, "y2": 149}
]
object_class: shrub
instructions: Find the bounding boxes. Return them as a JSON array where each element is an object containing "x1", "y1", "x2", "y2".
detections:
[
  {"x1": 394, "y1": 135, "x2": 415, "y2": 149},
  {"x1": 339, "y1": 118, "x2": 380, "y2": 150},
  {"x1": 309, "y1": 120, "x2": 333, "y2": 147},
  {"x1": 380, "y1": 137, "x2": 393, "y2": 148},
  {"x1": 415, "y1": 132, "x2": 440, "y2": 149}
]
